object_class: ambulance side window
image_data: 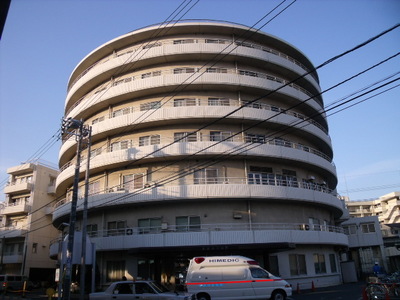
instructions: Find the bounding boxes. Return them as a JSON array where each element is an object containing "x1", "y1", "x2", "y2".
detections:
[{"x1": 250, "y1": 267, "x2": 269, "y2": 278}]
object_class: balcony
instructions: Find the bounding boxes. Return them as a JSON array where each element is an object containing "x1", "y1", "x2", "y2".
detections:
[
  {"x1": 66, "y1": 38, "x2": 320, "y2": 110},
  {"x1": 2, "y1": 253, "x2": 23, "y2": 264},
  {"x1": 0, "y1": 202, "x2": 31, "y2": 215},
  {"x1": 53, "y1": 181, "x2": 344, "y2": 221},
  {"x1": 49, "y1": 222, "x2": 348, "y2": 257},
  {"x1": 6, "y1": 163, "x2": 34, "y2": 175},
  {"x1": 4, "y1": 182, "x2": 32, "y2": 194},
  {"x1": 65, "y1": 67, "x2": 322, "y2": 122},
  {"x1": 0, "y1": 227, "x2": 28, "y2": 238},
  {"x1": 56, "y1": 139, "x2": 336, "y2": 192}
]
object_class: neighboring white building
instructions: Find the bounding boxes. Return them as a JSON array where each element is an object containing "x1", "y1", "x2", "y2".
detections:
[
  {"x1": 346, "y1": 191, "x2": 400, "y2": 272},
  {"x1": 1, "y1": 161, "x2": 59, "y2": 282},
  {"x1": 51, "y1": 20, "x2": 348, "y2": 288},
  {"x1": 342, "y1": 216, "x2": 387, "y2": 279}
]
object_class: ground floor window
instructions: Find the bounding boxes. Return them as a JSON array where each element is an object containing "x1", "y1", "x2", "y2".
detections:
[
  {"x1": 314, "y1": 253, "x2": 327, "y2": 274},
  {"x1": 106, "y1": 260, "x2": 125, "y2": 282},
  {"x1": 289, "y1": 254, "x2": 307, "y2": 276},
  {"x1": 329, "y1": 253, "x2": 337, "y2": 273}
]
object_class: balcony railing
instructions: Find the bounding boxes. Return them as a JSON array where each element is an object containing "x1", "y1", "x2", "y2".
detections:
[
  {"x1": 68, "y1": 37, "x2": 316, "y2": 92},
  {"x1": 54, "y1": 175, "x2": 335, "y2": 209},
  {"x1": 61, "y1": 136, "x2": 331, "y2": 173},
  {"x1": 50, "y1": 222, "x2": 345, "y2": 248},
  {"x1": 66, "y1": 65, "x2": 321, "y2": 117}
]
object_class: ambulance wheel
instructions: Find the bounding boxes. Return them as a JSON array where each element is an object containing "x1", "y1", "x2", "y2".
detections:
[
  {"x1": 270, "y1": 290, "x2": 286, "y2": 300},
  {"x1": 196, "y1": 293, "x2": 210, "y2": 300}
]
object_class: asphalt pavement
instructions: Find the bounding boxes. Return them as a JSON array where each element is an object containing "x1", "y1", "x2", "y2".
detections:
[{"x1": 289, "y1": 281, "x2": 400, "y2": 300}]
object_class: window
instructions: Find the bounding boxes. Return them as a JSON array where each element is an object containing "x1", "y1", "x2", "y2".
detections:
[
  {"x1": 248, "y1": 166, "x2": 274, "y2": 185},
  {"x1": 90, "y1": 147, "x2": 102, "y2": 158},
  {"x1": 78, "y1": 181, "x2": 99, "y2": 197},
  {"x1": 309, "y1": 217, "x2": 321, "y2": 231},
  {"x1": 173, "y1": 98, "x2": 197, "y2": 107},
  {"x1": 110, "y1": 140, "x2": 130, "y2": 152},
  {"x1": 176, "y1": 216, "x2": 200, "y2": 232},
  {"x1": 343, "y1": 225, "x2": 357, "y2": 235},
  {"x1": 245, "y1": 133, "x2": 265, "y2": 143},
  {"x1": 239, "y1": 70, "x2": 258, "y2": 77},
  {"x1": 173, "y1": 68, "x2": 196, "y2": 74},
  {"x1": 361, "y1": 223, "x2": 376, "y2": 233},
  {"x1": 205, "y1": 39, "x2": 227, "y2": 44},
  {"x1": 210, "y1": 131, "x2": 232, "y2": 142},
  {"x1": 32, "y1": 243, "x2": 37, "y2": 254},
  {"x1": 138, "y1": 218, "x2": 162, "y2": 234},
  {"x1": 173, "y1": 39, "x2": 195, "y2": 44},
  {"x1": 139, "y1": 135, "x2": 160, "y2": 146},
  {"x1": 194, "y1": 169, "x2": 218, "y2": 184},
  {"x1": 282, "y1": 169, "x2": 299, "y2": 187},
  {"x1": 140, "y1": 101, "x2": 161, "y2": 111},
  {"x1": 250, "y1": 268, "x2": 269, "y2": 278},
  {"x1": 112, "y1": 107, "x2": 132, "y2": 117},
  {"x1": 289, "y1": 254, "x2": 307, "y2": 276},
  {"x1": 174, "y1": 132, "x2": 197, "y2": 142},
  {"x1": 142, "y1": 42, "x2": 161, "y2": 49},
  {"x1": 329, "y1": 254, "x2": 337, "y2": 273},
  {"x1": 235, "y1": 41, "x2": 254, "y2": 48},
  {"x1": 107, "y1": 220, "x2": 126, "y2": 236},
  {"x1": 87, "y1": 224, "x2": 98, "y2": 237},
  {"x1": 208, "y1": 97, "x2": 230, "y2": 106},
  {"x1": 123, "y1": 174, "x2": 145, "y2": 191},
  {"x1": 106, "y1": 260, "x2": 125, "y2": 282},
  {"x1": 206, "y1": 68, "x2": 227, "y2": 73},
  {"x1": 92, "y1": 116, "x2": 105, "y2": 125},
  {"x1": 313, "y1": 253, "x2": 326, "y2": 274}
]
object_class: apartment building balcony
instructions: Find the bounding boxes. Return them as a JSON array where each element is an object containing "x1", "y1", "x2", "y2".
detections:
[
  {"x1": 49, "y1": 222, "x2": 347, "y2": 258},
  {"x1": 6, "y1": 163, "x2": 34, "y2": 175},
  {"x1": 0, "y1": 227, "x2": 28, "y2": 238},
  {"x1": 2, "y1": 253, "x2": 24, "y2": 264},
  {"x1": 0, "y1": 202, "x2": 31, "y2": 215},
  {"x1": 65, "y1": 68, "x2": 323, "y2": 123},
  {"x1": 53, "y1": 180, "x2": 344, "y2": 222},
  {"x1": 66, "y1": 36, "x2": 320, "y2": 110},
  {"x1": 56, "y1": 139, "x2": 336, "y2": 192},
  {"x1": 4, "y1": 181, "x2": 32, "y2": 194}
]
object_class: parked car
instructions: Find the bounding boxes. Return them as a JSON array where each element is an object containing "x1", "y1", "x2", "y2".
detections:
[
  {"x1": 89, "y1": 280, "x2": 195, "y2": 300},
  {"x1": 0, "y1": 275, "x2": 33, "y2": 292}
]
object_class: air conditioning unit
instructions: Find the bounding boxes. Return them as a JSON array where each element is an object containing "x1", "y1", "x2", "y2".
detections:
[{"x1": 300, "y1": 224, "x2": 311, "y2": 231}]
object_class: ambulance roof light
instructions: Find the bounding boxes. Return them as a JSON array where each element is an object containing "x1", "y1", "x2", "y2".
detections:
[
  {"x1": 246, "y1": 260, "x2": 259, "y2": 265},
  {"x1": 194, "y1": 257, "x2": 205, "y2": 264}
]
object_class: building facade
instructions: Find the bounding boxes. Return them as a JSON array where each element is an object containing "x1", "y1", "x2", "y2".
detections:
[
  {"x1": 346, "y1": 192, "x2": 400, "y2": 272},
  {"x1": 1, "y1": 161, "x2": 59, "y2": 282},
  {"x1": 52, "y1": 21, "x2": 348, "y2": 288}
]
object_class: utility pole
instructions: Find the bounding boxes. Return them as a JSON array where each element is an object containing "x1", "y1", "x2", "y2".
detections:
[
  {"x1": 61, "y1": 118, "x2": 90, "y2": 300},
  {"x1": 80, "y1": 126, "x2": 91, "y2": 300}
]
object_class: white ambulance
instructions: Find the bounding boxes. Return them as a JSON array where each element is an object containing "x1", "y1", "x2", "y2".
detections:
[{"x1": 185, "y1": 256, "x2": 291, "y2": 300}]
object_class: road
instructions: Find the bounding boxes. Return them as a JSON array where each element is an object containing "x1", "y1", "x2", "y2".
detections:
[{"x1": 288, "y1": 281, "x2": 400, "y2": 300}]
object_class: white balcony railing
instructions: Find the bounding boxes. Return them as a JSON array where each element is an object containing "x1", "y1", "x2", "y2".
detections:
[{"x1": 49, "y1": 222, "x2": 347, "y2": 257}]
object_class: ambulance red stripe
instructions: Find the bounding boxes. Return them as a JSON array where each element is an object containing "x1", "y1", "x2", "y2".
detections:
[{"x1": 186, "y1": 279, "x2": 283, "y2": 285}]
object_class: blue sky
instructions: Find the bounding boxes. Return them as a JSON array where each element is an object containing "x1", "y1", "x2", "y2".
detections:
[{"x1": 0, "y1": 0, "x2": 399, "y2": 202}]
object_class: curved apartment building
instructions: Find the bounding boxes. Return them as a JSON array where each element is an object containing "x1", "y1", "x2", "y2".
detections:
[{"x1": 53, "y1": 21, "x2": 348, "y2": 288}]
